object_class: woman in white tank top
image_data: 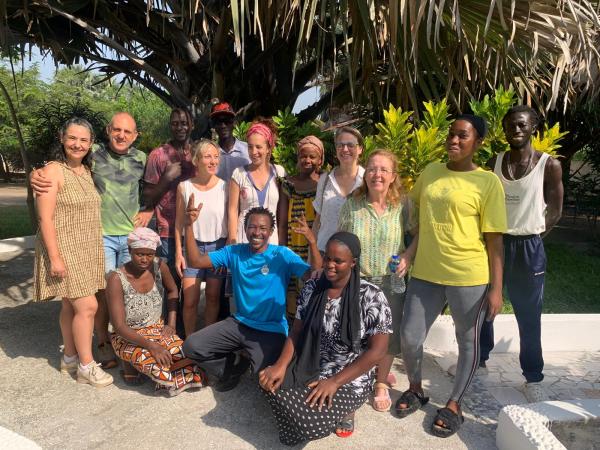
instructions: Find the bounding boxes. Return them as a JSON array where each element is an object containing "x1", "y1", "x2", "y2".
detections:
[{"x1": 175, "y1": 139, "x2": 228, "y2": 336}]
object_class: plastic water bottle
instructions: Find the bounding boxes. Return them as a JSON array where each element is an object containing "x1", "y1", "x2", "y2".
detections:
[{"x1": 389, "y1": 255, "x2": 406, "y2": 294}]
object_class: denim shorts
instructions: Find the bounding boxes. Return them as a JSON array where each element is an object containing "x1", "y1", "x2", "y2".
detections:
[
  {"x1": 103, "y1": 235, "x2": 131, "y2": 273},
  {"x1": 183, "y1": 238, "x2": 227, "y2": 279}
]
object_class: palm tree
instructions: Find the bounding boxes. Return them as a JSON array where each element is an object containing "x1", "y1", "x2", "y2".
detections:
[{"x1": 1, "y1": 1, "x2": 599, "y2": 122}]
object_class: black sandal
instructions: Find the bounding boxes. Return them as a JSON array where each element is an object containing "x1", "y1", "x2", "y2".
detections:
[
  {"x1": 431, "y1": 407, "x2": 464, "y2": 438},
  {"x1": 394, "y1": 389, "x2": 429, "y2": 418}
]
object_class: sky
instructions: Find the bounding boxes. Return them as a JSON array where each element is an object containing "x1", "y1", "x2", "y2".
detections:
[
  {"x1": 10, "y1": 46, "x2": 319, "y2": 113},
  {"x1": 10, "y1": 46, "x2": 57, "y2": 81}
]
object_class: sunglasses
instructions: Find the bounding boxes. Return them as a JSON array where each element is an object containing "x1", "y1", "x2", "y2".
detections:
[{"x1": 212, "y1": 117, "x2": 234, "y2": 125}]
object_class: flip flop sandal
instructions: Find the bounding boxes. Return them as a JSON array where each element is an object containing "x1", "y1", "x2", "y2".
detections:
[
  {"x1": 120, "y1": 370, "x2": 146, "y2": 386},
  {"x1": 431, "y1": 407, "x2": 464, "y2": 438},
  {"x1": 372, "y1": 382, "x2": 392, "y2": 412},
  {"x1": 334, "y1": 417, "x2": 355, "y2": 438},
  {"x1": 394, "y1": 389, "x2": 429, "y2": 418}
]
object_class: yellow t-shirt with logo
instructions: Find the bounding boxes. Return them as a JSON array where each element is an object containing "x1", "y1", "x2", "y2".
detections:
[{"x1": 410, "y1": 162, "x2": 507, "y2": 286}]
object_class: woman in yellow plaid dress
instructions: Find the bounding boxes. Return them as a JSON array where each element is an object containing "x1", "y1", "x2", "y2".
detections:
[{"x1": 33, "y1": 117, "x2": 112, "y2": 388}]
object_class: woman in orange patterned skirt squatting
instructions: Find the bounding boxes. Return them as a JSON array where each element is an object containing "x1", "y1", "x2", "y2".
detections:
[{"x1": 106, "y1": 227, "x2": 204, "y2": 396}]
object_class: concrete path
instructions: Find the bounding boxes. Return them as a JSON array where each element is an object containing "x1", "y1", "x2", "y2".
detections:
[
  {"x1": 435, "y1": 351, "x2": 600, "y2": 407},
  {"x1": 0, "y1": 183, "x2": 28, "y2": 207},
  {"x1": 0, "y1": 248, "x2": 594, "y2": 449}
]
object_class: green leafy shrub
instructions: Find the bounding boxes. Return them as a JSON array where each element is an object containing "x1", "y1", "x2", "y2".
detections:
[
  {"x1": 469, "y1": 87, "x2": 516, "y2": 165},
  {"x1": 470, "y1": 87, "x2": 567, "y2": 164},
  {"x1": 27, "y1": 99, "x2": 107, "y2": 168},
  {"x1": 531, "y1": 123, "x2": 568, "y2": 158},
  {"x1": 365, "y1": 100, "x2": 450, "y2": 188},
  {"x1": 232, "y1": 91, "x2": 568, "y2": 183}
]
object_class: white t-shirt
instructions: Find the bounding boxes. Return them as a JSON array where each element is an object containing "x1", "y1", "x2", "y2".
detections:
[
  {"x1": 181, "y1": 178, "x2": 228, "y2": 242},
  {"x1": 231, "y1": 164, "x2": 286, "y2": 245},
  {"x1": 313, "y1": 166, "x2": 365, "y2": 251}
]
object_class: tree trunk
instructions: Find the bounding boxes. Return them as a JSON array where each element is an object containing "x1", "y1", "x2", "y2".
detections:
[
  {"x1": 0, "y1": 78, "x2": 37, "y2": 229},
  {"x1": 0, "y1": 153, "x2": 11, "y2": 183}
]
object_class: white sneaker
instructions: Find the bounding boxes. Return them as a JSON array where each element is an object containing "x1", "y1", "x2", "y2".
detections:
[
  {"x1": 522, "y1": 382, "x2": 548, "y2": 403},
  {"x1": 77, "y1": 361, "x2": 114, "y2": 388},
  {"x1": 60, "y1": 357, "x2": 78, "y2": 376}
]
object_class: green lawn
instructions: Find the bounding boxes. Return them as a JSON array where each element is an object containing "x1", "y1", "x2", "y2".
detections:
[
  {"x1": 495, "y1": 241, "x2": 600, "y2": 314},
  {"x1": 0, "y1": 205, "x2": 35, "y2": 239},
  {"x1": 538, "y1": 242, "x2": 600, "y2": 313}
]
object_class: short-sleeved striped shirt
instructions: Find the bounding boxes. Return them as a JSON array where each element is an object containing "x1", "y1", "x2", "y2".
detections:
[{"x1": 337, "y1": 195, "x2": 414, "y2": 277}]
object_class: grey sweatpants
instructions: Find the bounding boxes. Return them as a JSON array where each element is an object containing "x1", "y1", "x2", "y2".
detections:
[{"x1": 401, "y1": 278, "x2": 488, "y2": 404}]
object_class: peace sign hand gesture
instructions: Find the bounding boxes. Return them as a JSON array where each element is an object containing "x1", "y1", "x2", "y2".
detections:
[
  {"x1": 292, "y1": 214, "x2": 316, "y2": 245},
  {"x1": 185, "y1": 193, "x2": 203, "y2": 226}
]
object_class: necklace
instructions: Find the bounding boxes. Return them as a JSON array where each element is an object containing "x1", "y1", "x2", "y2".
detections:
[
  {"x1": 66, "y1": 164, "x2": 86, "y2": 176},
  {"x1": 62, "y1": 163, "x2": 95, "y2": 190},
  {"x1": 506, "y1": 152, "x2": 534, "y2": 180}
]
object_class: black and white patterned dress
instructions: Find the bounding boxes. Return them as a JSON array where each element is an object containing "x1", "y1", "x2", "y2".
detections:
[{"x1": 265, "y1": 279, "x2": 392, "y2": 446}]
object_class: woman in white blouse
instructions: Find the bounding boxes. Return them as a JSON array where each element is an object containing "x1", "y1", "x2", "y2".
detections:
[
  {"x1": 228, "y1": 118, "x2": 287, "y2": 245},
  {"x1": 312, "y1": 127, "x2": 365, "y2": 252},
  {"x1": 175, "y1": 139, "x2": 228, "y2": 335}
]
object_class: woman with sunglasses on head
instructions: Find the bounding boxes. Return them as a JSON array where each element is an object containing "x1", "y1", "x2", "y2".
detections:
[
  {"x1": 228, "y1": 118, "x2": 287, "y2": 245},
  {"x1": 312, "y1": 127, "x2": 365, "y2": 253},
  {"x1": 259, "y1": 231, "x2": 391, "y2": 445},
  {"x1": 395, "y1": 115, "x2": 506, "y2": 437},
  {"x1": 338, "y1": 149, "x2": 417, "y2": 413}
]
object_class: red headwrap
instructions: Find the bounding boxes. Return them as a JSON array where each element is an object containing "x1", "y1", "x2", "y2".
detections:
[{"x1": 247, "y1": 123, "x2": 275, "y2": 148}]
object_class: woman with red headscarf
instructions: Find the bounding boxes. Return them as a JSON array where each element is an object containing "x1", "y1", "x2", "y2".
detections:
[{"x1": 228, "y1": 118, "x2": 287, "y2": 245}]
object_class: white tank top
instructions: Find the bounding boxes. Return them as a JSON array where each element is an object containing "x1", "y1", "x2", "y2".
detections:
[
  {"x1": 181, "y1": 178, "x2": 228, "y2": 242},
  {"x1": 493, "y1": 151, "x2": 549, "y2": 235}
]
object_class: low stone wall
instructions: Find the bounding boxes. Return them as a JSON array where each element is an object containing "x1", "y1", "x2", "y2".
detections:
[
  {"x1": 0, "y1": 235, "x2": 35, "y2": 253},
  {"x1": 497, "y1": 399, "x2": 600, "y2": 450},
  {"x1": 425, "y1": 314, "x2": 600, "y2": 353}
]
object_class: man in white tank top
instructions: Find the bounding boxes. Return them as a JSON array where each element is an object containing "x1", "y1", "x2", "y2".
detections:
[{"x1": 479, "y1": 106, "x2": 563, "y2": 403}]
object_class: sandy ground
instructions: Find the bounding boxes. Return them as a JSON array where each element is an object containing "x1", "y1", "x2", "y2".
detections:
[{"x1": 0, "y1": 249, "x2": 496, "y2": 450}]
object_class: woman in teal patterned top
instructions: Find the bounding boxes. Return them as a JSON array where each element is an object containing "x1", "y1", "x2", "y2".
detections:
[{"x1": 338, "y1": 149, "x2": 418, "y2": 412}]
